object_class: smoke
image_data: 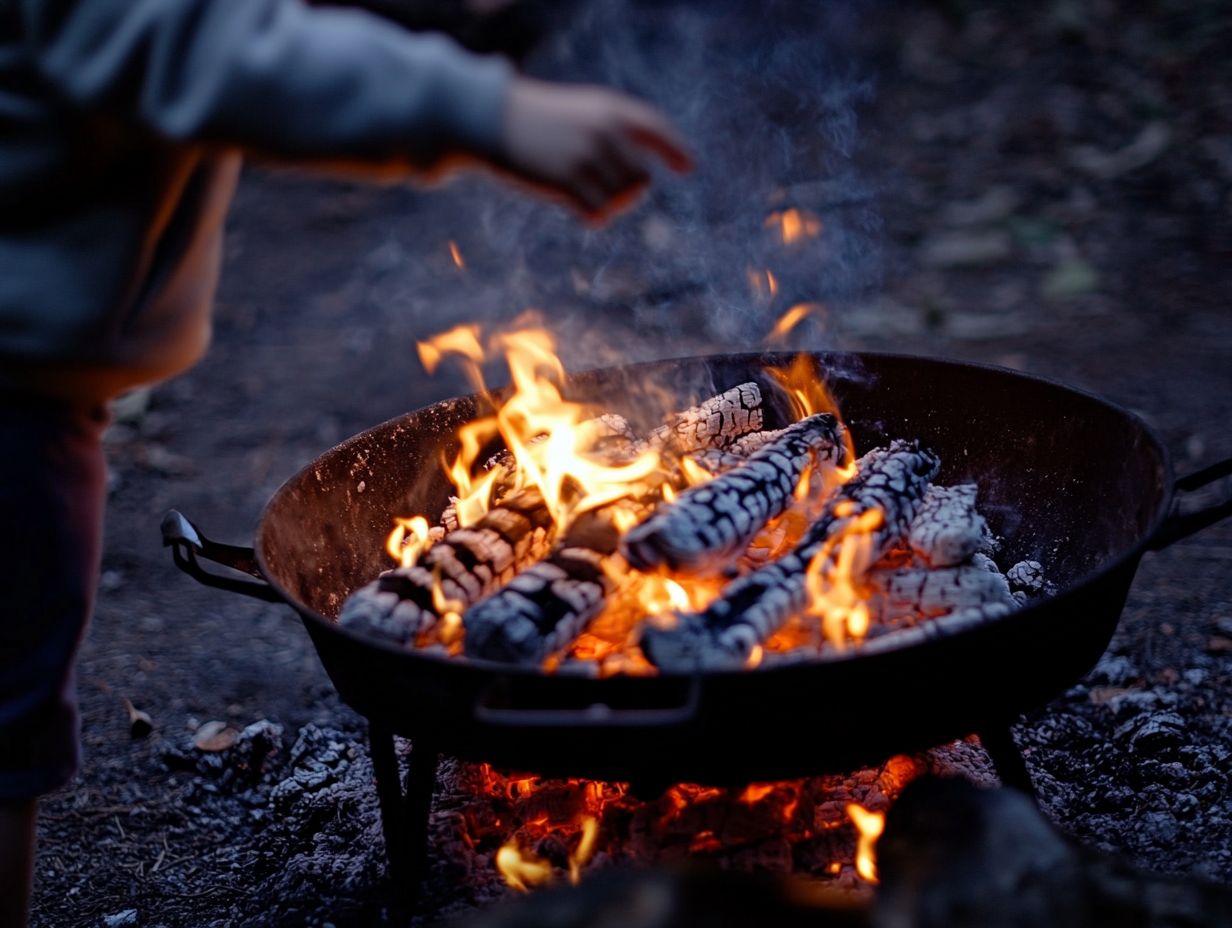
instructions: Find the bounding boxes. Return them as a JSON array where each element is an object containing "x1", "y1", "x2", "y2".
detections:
[{"x1": 436, "y1": 0, "x2": 883, "y2": 367}]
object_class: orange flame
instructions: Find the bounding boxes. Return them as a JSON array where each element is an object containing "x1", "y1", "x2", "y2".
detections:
[
  {"x1": 765, "y1": 303, "x2": 824, "y2": 345},
  {"x1": 767, "y1": 355, "x2": 857, "y2": 468},
  {"x1": 847, "y1": 803, "x2": 885, "y2": 883},
  {"x1": 806, "y1": 507, "x2": 884, "y2": 648},
  {"x1": 765, "y1": 208, "x2": 822, "y2": 244}
]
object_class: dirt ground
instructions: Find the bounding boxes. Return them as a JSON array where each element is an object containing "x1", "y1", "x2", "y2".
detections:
[{"x1": 29, "y1": 2, "x2": 1231, "y2": 926}]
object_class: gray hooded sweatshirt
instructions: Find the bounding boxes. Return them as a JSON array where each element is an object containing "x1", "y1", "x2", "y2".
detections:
[{"x1": 0, "y1": 0, "x2": 512, "y2": 400}]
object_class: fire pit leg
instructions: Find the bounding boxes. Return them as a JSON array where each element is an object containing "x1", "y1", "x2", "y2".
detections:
[
  {"x1": 978, "y1": 725, "x2": 1036, "y2": 799},
  {"x1": 369, "y1": 724, "x2": 441, "y2": 905}
]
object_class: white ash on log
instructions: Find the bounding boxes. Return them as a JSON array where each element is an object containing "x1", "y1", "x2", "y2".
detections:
[
  {"x1": 907, "y1": 484, "x2": 996, "y2": 567},
  {"x1": 648, "y1": 383, "x2": 765, "y2": 453},
  {"x1": 726, "y1": 428, "x2": 786, "y2": 456},
  {"x1": 867, "y1": 553, "x2": 1018, "y2": 625},
  {"x1": 640, "y1": 441, "x2": 940, "y2": 671},
  {"x1": 620, "y1": 414, "x2": 847, "y2": 575},
  {"x1": 338, "y1": 488, "x2": 553, "y2": 645},
  {"x1": 463, "y1": 506, "x2": 637, "y2": 665}
]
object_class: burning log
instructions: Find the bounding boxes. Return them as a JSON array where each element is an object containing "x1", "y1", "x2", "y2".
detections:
[
  {"x1": 338, "y1": 488, "x2": 553, "y2": 644},
  {"x1": 906, "y1": 484, "x2": 995, "y2": 567},
  {"x1": 648, "y1": 383, "x2": 766, "y2": 453},
  {"x1": 641, "y1": 441, "x2": 940, "y2": 671},
  {"x1": 620, "y1": 414, "x2": 847, "y2": 574},
  {"x1": 463, "y1": 506, "x2": 636, "y2": 665},
  {"x1": 866, "y1": 554, "x2": 1018, "y2": 626}
]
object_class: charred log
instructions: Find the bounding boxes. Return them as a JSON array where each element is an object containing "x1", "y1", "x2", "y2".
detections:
[
  {"x1": 648, "y1": 383, "x2": 765, "y2": 453},
  {"x1": 640, "y1": 441, "x2": 940, "y2": 671},
  {"x1": 907, "y1": 484, "x2": 995, "y2": 567},
  {"x1": 621, "y1": 414, "x2": 847, "y2": 574},
  {"x1": 338, "y1": 488, "x2": 553, "y2": 644},
  {"x1": 463, "y1": 506, "x2": 637, "y2": 665}
]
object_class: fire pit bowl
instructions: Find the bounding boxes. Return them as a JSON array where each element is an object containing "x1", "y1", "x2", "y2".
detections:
[
  {"x1": 164, "y1": 350, "x2": 1230, "y2": 780},
  {"x1": 163, "y1": 351, "x2": 1231, "y2": 887}
]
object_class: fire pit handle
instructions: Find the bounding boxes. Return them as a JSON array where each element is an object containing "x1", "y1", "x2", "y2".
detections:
[
  {"x1": 473, "y1": 675, "x2": 701, "y2": 729},
  {"x1": 1149, "y1": 456, "x2": 1232, "y2": 550},
  {"x1": 160, "y1": 510, "x2": 282, "y2": 603}
]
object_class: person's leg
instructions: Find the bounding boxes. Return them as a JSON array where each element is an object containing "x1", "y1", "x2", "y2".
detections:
[
  {"x1": 0, "y1": 800, "x2": 36, "y2": 928},
  {"x1": 0, "y1": 394, "x2": 108, "y2": 927}
]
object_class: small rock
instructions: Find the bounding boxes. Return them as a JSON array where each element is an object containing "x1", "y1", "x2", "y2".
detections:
[
  {"x1": 102, "y1": 910, "x2": 138, "y2": 928},
  {"x1": 1125, "y1": 711, "x2": 1187, "y2": 756}
]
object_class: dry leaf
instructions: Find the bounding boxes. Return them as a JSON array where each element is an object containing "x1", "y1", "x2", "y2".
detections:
[
  {"x1": 1089, "y1": 686, "x2": 1133, "y2": 706},
  {"x1": 193, "y1": 720, "x2": 238, "y2": 752}
]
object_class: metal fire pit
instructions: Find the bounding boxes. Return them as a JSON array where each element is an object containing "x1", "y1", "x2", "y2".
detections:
[{"x1": 161, "y1": 351, "x2": 1232, "y2": 897}]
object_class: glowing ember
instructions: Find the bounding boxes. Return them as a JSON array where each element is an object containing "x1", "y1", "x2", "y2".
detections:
[
  {"x1": 766, "y1": 302, "x2": 823, "y2": 344},
  {"x1": 747, "y1": 266, "x2": 779, "y2": 300},
  {"x1": 846, "y1": 803, "x2": 885, "y2": 883},
  {"x1": 765, "y1": 208, "x2": 823, "y2": 244},
  {"x1": 449, "y1": 240, "x2": 465, "y2": 269}
]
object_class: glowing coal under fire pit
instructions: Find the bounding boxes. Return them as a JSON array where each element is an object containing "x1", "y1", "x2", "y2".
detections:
[{"x1": 163, "y1": 346, "x2": 1232, "y2": 903}]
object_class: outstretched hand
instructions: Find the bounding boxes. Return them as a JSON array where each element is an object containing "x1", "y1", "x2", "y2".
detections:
[{"x1": 498, "y1": 77, "x2": 693, "y2": 222}]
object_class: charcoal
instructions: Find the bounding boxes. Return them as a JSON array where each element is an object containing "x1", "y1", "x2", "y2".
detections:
[{"x1": 867, "y1": 553, "x2": 1018, "y2": 623}]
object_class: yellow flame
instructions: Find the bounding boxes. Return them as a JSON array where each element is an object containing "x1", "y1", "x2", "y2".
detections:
[
  {"x1": 496, "y1": 842, "x2": 553, "y2": 893},
  {"x1": 847, "y1": 803, "x2": 885, "y2": 883},
  {"x1": 385, "y1": 515, "x2": 431, "y2": 568},
  {"x1": 765, "y1": 208, "x2": 822, "y2": 244},
  {"x1": 449, "y1": 240, "x2": 465, "y2": 269},
  {"x1": 568, "y1": 816, "x2": 599, "y2": 884},
  {"x1": 412, "y1": 322, "x2": 662, "y2": 535}
]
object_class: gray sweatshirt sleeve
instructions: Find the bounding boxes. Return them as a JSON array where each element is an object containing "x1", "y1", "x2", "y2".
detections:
[{"x1": 18, "y1": 0, "x2": 513, "y2": 168}]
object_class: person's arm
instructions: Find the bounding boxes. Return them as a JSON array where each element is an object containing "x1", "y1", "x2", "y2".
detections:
[
  {"x1": 20, "y1": 0, "x2": 511, "y2": 169},
  {"x1": 19, "y1": 0, "x2": 691, "y2": 216}
]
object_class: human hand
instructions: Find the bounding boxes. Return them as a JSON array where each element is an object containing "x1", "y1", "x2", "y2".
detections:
[{"x1": 497, "y1": 77, "x2": 693, "y2": 221}]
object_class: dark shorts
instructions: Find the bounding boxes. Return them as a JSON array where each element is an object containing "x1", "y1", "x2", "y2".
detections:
[{"x1": 0, "y1": 392, "x2": 107, "y2": 800}]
